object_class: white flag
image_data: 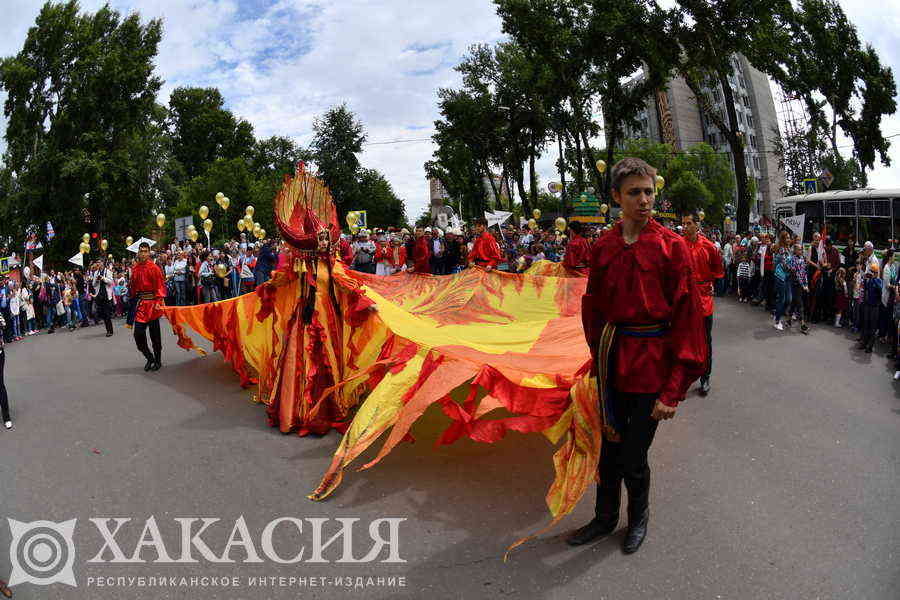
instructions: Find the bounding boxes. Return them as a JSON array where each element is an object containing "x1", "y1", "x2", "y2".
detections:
[
  {"x1": 780, "y1": 215, "x2": 805, "y2": 242},
  {"x1": 484, "y1": 210, "x2": 512, "y2": 228},
  {"x1": 68, "y1": 253, "x2": 83, "y2": 268},
  {"x1": 126, "y1": 237, "x2": 157, "y2": 253},
  {"x1": 33, "y1": 255, "x2": 44, "y2": 272}
]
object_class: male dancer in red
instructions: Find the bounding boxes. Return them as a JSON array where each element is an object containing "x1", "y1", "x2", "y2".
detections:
[
  {"x1": 568, "y1": 157, "x2": 706, "y2": 554},
  {"x1": 467, "y1": 218, "x2": 502, "y2": 271},
  {"x1": 563, "y1": 221, "x2": 591, "y2": 274},
  {"x1": 410, "y1": 227, "x2": 432, "y2": 274},
  {"x1": 682, "y1": 212, "x2": 724, "y2": 396},
  {"x1": 130, "y1": 242, "x2": 167, "y2": 371}
]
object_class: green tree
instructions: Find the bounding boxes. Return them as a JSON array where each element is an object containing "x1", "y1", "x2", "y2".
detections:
[
  {"x1": 311, "y1": 104, "x2": 365, "y2": 216},
  {"x1": 0, "y1": 0, "x2": 163, "y2": 261},
  {"x1": 357, "y1": 168, "x2": 408, "y2": 228},
  {"x1": 167, "y1": 87, "x2": 255, "y2": 181},
  {"x1": 774, "y1": 0, "x2": 896, "y2": 173},
  {"x1": 673, "y1": 0, "x2": 793, "y2": 232}
]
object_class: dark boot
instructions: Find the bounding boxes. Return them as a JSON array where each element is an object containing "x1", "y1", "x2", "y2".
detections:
[
  {"x1": 567, "y1": 478, "x2": 621, "y2": 546},
  {"x1": 698, "y1": 377, "x2": 710, "y2": 396},
  {"x1": 143, "y1": 352, "x2": 154, "y2": 371},
  {"x1": 622, "y1": 473, "x2": 649, "y2": 554}
]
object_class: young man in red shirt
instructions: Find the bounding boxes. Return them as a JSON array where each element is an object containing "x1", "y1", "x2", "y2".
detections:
[
  {"x1": 129, "y1": 242, "x2": 167, "y2": 371},
  {"x1": 467, "y1": 218, "x2": 502, "y2": 271},
  {"x1": 568, "y1": 157, "x2": 706, "y2": 554},
  {"x1": 563, "y1": 221, "x2": 591, "y2": 274},
  {"x1": 682, "y1": 212, "x2": 724, "y2": 396},
  {"x1": 409, "y1": 227, "x2": 432, "y2": 274}
]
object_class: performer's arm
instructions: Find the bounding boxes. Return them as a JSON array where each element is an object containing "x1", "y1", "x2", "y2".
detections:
[
  {"x1": 658, "y1": 239, "x2": 706, "y2": 408},
  {"x1": 153, "y1": 265, "x2": 167, "y2": 299},
  {"x1": 709, "y1": 242, "x2": 725, "y2": 280}
]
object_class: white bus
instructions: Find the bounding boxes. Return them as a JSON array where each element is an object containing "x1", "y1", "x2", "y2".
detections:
[{"x1": 771, "y1": 189, "x2": 898, "y2": 247}]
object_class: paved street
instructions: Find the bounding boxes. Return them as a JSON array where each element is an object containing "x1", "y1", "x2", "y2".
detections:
[{"x1": 1, "y1": 298, "x2": 898, "y2": 599}]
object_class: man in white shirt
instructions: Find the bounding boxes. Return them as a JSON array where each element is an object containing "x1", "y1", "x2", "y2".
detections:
[{"x1": 173, "y1": 252, "x2": 188, "y2": 306}]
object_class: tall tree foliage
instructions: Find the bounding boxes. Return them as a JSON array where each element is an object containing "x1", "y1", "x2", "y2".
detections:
[{"x1": 0, "y1": 0, "x2": 163, "y2": 259}]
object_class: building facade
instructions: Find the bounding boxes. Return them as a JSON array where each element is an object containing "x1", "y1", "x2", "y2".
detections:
[{"x1": 624, "y1": 54, "x2": 786, "y2": 223}]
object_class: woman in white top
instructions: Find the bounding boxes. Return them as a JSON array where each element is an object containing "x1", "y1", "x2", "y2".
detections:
[{"x1": 21, "y1": 284, "x2": 35, "y2": 335}]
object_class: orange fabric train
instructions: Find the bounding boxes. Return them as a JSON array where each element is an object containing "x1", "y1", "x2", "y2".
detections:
[{"x1": 162, "y1": 170, "x2": 601, "y2": 556}]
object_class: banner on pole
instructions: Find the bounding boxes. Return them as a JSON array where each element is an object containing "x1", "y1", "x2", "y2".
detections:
[
  {"x1": 126, "y1": 237, "x2": 157, "y2": 253},
  {"x1": 68, "y1": 253, "x2": 83, "y2": 268},
  {"x1": 484, "y1": 210, "x2": 512, "y2": 228},
  {"x1": 33, "y1": 255, "x2": 44, "y2": 272},
  {"x1": 781, "y1": 215, "x2": 805, "y2": 241}
]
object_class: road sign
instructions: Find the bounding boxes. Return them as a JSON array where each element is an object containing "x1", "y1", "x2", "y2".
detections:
[{"x1": 803, "y1": 178, "x2": 818, "y2": 194}]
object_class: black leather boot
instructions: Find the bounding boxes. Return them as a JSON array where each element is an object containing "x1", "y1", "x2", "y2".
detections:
[
  {"x1": 567, "y1": 478, "x2": 621, "y2": 546},
  {"x1": 623, "y1": 474, "x2": 649, "y2": 554},
  {"x1": 143, "y1": 353, "x2": 154, "y2": 371}
]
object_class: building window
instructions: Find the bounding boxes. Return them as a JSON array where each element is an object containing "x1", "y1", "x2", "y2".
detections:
[
  {"x1": 753, "y1": 156, "x2": 761, "y2": 171},
  {"x1": 747, "y1": 114, "x2": 755, "y2": 128},
  {"x1": 750, "y1": 134, "x2": 757, "y2": 150},
  {"x1": 712, "y1": 89, "x2": 721, "y2": 103},
  {"x1": 709, "y1": 132, "x2": 717, "y2": 146},
  {"x1": 738, "y1": 112, "x2": 745, "y2": 125},
  {"x1": 743, "y1": 95, "x2": 751, "y2": 108},
  {"x1": 739, "y1": 76, "x2": 746, "y2": 89}
]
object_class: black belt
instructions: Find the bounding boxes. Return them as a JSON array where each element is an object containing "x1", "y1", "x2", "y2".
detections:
[{"x1": 137, "y1": 292, "x2": 155, "y2": 300}]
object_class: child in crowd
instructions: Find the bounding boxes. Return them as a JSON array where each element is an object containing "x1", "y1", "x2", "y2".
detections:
[
  {"x1": 834, "y1": 268, "x2": 849, "y2": 327},
  {"x1": 858, "y1": 263, "x2": 883, "y2": 353},
  {"x1": 852, "y1": 258, "x2": 865, "y2": 331},
  {"x1": 736, "y1": 254, "x2": 753, "y2": 302}
]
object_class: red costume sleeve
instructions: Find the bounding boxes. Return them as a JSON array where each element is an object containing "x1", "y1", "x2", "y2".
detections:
[
  {"x1": 659, "y1": 238, "x2": 707, "y2": 406},
  {"x1": 467, "y1": 232, "x2": 502, "y2": 268},
  {"x1": 688, "y1": 236, "x2": 725, "y2": 316},
  {"x1": 563, "y1": 236, "x2": 590, "y2": 270},
  {"x1": 340, "y1": 239, "x2": 354, "y2": 264}
]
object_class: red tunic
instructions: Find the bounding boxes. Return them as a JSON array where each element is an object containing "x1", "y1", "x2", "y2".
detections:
[
  {"x1": 413, "y1": 237, "x2": 431, "y2": 273},
  {"x1": 467, "y1": 231, "x2": 502, "y2": 268},
  {"x1": 685, "y1": 234, "x2": 724, "y2": 316},
  {"x1": 130, "y1": 259, "x2": 166, "y2": 323},
  {"x1": 563, "y1": 234, "x2": 591, "y2": 273},
  {"x1": 582, "y1": 219, "x2": 706, "y2": 406},
  {"x1": 339, "y1": 238, "x2": 354, "y2": 264}
]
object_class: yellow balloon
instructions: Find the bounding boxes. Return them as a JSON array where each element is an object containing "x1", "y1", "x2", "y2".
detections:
[
  {"x1": 82, "y1": 233, "x2": 90, "y2": 244},
  {"x1": 532, "y1": 208, "x2": 541, "y2": 220},
  {"x1": 199, "y1": 205, "x2": 209, "y2": 219},
  {"x1": 214, "y1": 263, "x2": 228, "y2": 279},
  {"x1": 237, "y1": 219, "x2": 245, "y2": 232},
  {"x1": 253, "y1": 222, "x2": 261, "y2": 232},
  {"x1": 655, "y1": 175, "x2": 665, "y2": 190},
  {"x1": 527, "y1": 218, "x2": 538, "y2": 231},
  {"x1": 125, "y1": 236, "x2": 134, "y2": 246},
  {"x1": 257, "y1": 228, "x2": 266, "y2": 240},
  {"x1": 187, "y1": 224, "x2": 196, "y2": 233},
  {"x1": 245, "y1": 206, "x2": 255, "y2": 218},
  {"x1": 215, "y1": 192, "x2": 224, "y2": 201},
  {"x1": 699, "y1": 210, "x2": 706, "y2": 221},
  {"x1": 100, "y1": 239, "x2": 108, "y2": 251},
  {"x1": 243, "y1": 216, "x2": 254, "y2": 232},
  {"x1": 555, "y1": 217, "x2": 567, "y2": 231},
  {"x1": 203, "y1": 218, "x2": 213, "y2": 233},
  {"x1": 107, "y1": 254, "x2": 113, "y2": 260},
  {"x1": 596, "y1": 159, "x2": 607, "y2": 174},
  {"x1": 188, "y1": 229, "x2": 199, "y2": 242},
  {"x1": 600, "y1": 203, "x2": 609, "y2": 214},
  {"x1": 725, "y1": 216, "x2": 733, "y2": 224},
  {"x1": 346, "y1": 212, "x2": 359, "y2": 227},
  {"x1": 220, "y1": 197, "x2": 229, "y2": 210},
  {"x1": 156, "y1": 213, "x2": 166, "y2": 228},
  {"x1": 79, "y1": 242, "x2": 89, "y2": 254}
]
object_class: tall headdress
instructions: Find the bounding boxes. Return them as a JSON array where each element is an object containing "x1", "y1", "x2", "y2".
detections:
[{"x1": 275, "y1": 162, "x2": 341, "y2": 251}]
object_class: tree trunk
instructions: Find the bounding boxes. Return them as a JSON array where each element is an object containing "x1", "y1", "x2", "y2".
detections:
[
  {"x1": 572, "y1": 129, "x2": 584, "y2": 193},
  {"x1": 514, "y1": 162, "x2": 529, "y2": 219},
  {"x1": 528, "y1": 133, "x2": 538, "y2": 210},
  {"x1": 718, "y1": 71, "x2": 753, "y2": 232},
  {"x1": 579, "y1": 128, "x2": 601, "y2": 193},
  {"x1": 482, "y1": 160, "x2": 500, "y2": 210},
  {"x1": 558, "y1": 132, "x2": 568, "y2": 217}
]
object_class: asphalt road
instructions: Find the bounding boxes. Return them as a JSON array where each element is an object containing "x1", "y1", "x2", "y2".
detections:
[{"x1": 1, "y1": 298, "x2": 898, "y2": 599}]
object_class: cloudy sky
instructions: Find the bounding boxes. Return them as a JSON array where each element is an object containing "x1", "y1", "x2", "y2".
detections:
[{"x1": 2, "y1": 0, "x2": 899, "y2": 220}]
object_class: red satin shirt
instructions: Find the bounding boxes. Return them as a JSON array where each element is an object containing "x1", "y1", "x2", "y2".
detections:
[
  {"x1": 563, "y1": 234, "x2": 591, "y2": 273},
  {"x1": 413, "y1": 237, "x2": 431, "y2": 273},
  {"x1": 582, "y1": 219, "x2": 706, "y2": 406},
  {"x1": 130, "y1": 259, "x2": 166, "y2": 323},
  {"x1": 467, "y1": 231, "x2": 502, "y2": 268},
  {"x1": 685, "y1": 234, "x2": 724, "y2": 317}
]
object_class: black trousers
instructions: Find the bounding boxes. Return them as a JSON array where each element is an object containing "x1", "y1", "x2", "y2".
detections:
[
  {"x1": 96, "y1": 296, "x2": 113, "y2": 335},
  {"x1": 0, "y1": 350, "x2": 8, "y2": 422},
  {"x1": 134, "y1": 318, "x2": 161, "y2": 362},
  {"x1": 595, "y1": 391, "x2": 659, "y2": 520}
]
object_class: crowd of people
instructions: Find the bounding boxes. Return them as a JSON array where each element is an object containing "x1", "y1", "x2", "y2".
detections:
[{"x1": 0, "y1": 213, "x2": 896, "y2": 392}]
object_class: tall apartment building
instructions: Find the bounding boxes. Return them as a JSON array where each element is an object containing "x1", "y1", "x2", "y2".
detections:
[{"x1": 623, "y1": 54, "x2": 786, "y2": 223}]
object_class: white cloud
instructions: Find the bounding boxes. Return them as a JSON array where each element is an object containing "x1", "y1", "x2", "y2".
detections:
[{"x1": 1, "y1": 0, "x2": 898, "y2": 220}]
